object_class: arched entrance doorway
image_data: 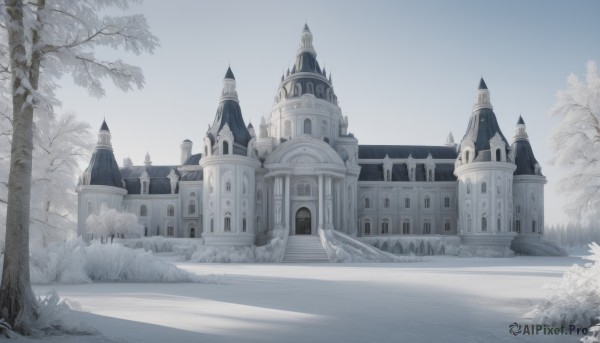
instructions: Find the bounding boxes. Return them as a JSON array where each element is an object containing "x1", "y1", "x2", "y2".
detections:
[{"x1": 295, "y1": 207, "x2": 311, "y2": 235}]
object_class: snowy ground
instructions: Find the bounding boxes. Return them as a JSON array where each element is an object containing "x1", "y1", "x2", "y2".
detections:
[{"x1": 29, "y1": 254, "x2": 586, "y2": 343}]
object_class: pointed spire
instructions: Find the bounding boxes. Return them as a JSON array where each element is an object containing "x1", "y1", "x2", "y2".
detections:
[
  {"x1": 298, "y1": 23, "x2": 316, "y2": 57},
  {"x1": 512, "y1": 115, "x2": 528, "y2": 142},
  {"x1": 224, "y1": 66, "x2": 235, "y2": 80},
  {"x1": 473, "y1": 78, "x2": 492, "y2": 112},
  {"x1": 517, "y1": 115, "x2": 525, "y2": 125},
  {"x1": 478, "y1": 77, "x2": 488, "y2": 90},
  {"x1": 220, "y1": 66, "x2": 238, "y2": 102},
  {"x1": 100, "y1": 119, "x2": 110, "y2": 132},
  {"x1": 144, "y1": 152, "x2": 152, "y2": 167}
]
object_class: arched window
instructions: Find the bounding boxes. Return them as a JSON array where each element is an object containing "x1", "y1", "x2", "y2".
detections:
[
  {"x1": 444, "y1": 222, "x2": 451, "y2": 232},
  {"x1": 515, "y1": 220, "x2": 521, "y2": 232},
  {"x1": 222, "y1": 141, "x2": 229, "y2": 155},
  {"x1": 167, "y1": 205, "x2": 175, "y2": 217},
  {"x1": 188, "y1": 200, "x2": 196, "y2": 215},
  {"x1": 140, "y1": 205, "x2": 148, "y2": 217},
  {"x1": 243, "y1": 178, "x2": 247, "y2": 194},
  {"x1": 364, "y1": 220, "x2": 371, "y2": 235},
  {"x1": 465, "y1": 150, "x2": 470, "y2": 163},
  {"x1": 226, "y1": 180, "x2": 231, "y2": 192},
  {"x1": 423, "y1": 221, "x2": 431, "y2": 234},
  {"x1": 210, "y1": 217, "x2": 214, "y2": 232},
  {"x1": 303, "y1": 118, "x2": 312, "y2": 134},
  {"x1": 384, "y1": 198, "x2": 390, "y2": 208},
  {"x1": 402, "y1": 220, "x2": 410, "y2": 234},
  {"x1": 466, "y1": 182, "x2": 471, "y2": 194},
  {"x1": 242, "y1": 217, "x2": 247, "y2": 232},
  {"x1": 424, "y1": 196, "x2": 431, "y2": 209},
  {"x1": 532, "y1": 220, "x2": 537, "y2": 233},
  {"x1": 304, "y1": 184, "x2": 310, "y2": 196},
  {"x1": 224, "y1": 212, "x2": 231, "y2": 232},
  {"x1": 190, "y1": 227, "x2": 196, "y2": 238},
  {"x1": 481, "y1": 182, "x2": 487, "y2": 194},
  {"x1": 497, "y1": 217, "x2": 501, "y2": 232},
  {"x1": 386, "y1": 169, "x2": 391, "y2": 181},
  {"x1": 381, "y1": 219, "x2": 389, "y2": 234},
  {"x1": 405, "y1": 197, "x2": 410, "y2": 209},
  {"x1": 364, "y1": 198, "x2": 370, "y2": 209},
  {"x1": 297, "y1": 184, "x2": 304, "y2": 196},
  {"x1": 167, "y1": 226, "x2": 174, "y2": 237},
  {"x1": 144, "y1": 226, "x2": 148, "y2": 237},
  {"x1": 444, "y1": 197, "x2": 450, "y2": 208},
  {"x1": 284, "y1": 120, "x2": 291, "y2": 137},
  {"x1": 481, "y1": 216, "x2": 487, "y2": 232}
]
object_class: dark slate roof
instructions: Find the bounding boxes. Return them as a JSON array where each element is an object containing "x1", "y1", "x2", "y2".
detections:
[
  {"x1": 517, "y1": 115, "x2": 525, "y2": 125},
  {"x1": 303, "y1": 23, "x2": 310, "y2": 31},
  {"x1": 181, "y1": 170, "x2": 203, "y2": 181},
  {"x1": 183, "y1": 153, "x2": 202, "y2": 166},
  {"x1": 83, "y1": 148, "x2": 123, "y2": 188},
  {"x1": 183, "y1": 139, "x2": 192, "y2": 143},
  {"x1": 207, "y1": 100, "x2": 252, "y2": 147},
  {"x1": 224, "y1": 66, "x2": 235, "y2": 80},
  {"x1": 478, "y1": 78, "x2": 488, "y2": 90},
  {"x1": 120, "y1": 165, "x2": 179, "y2": 194},
  {"x1": 100, "y1": 120, "x2": 109, "y2": 131},
  {"x1": 461, "y1": 107, "x2": 510, "y2": 159},
  {"x1": 511, "y1": 139, "x2": 543, "y2": 176},
  {"x1": 358, "y1": 162, "x2": 456, "y2": 181},
  {"x1": 247, "y1": 122, "x2": 253, "y2": 129},
  {"x1": 295, "y1": 52, "x2": 321, "y2": 73},
  {"x1": 358, "y1": 145, "x2": 458, "y2": 159}
]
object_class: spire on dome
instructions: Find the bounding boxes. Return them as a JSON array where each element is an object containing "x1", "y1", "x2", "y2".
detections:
[
  {"x1": 511, "y1": 115, "x2": 542, "y2": 175},
  {"x1": 100, "y1": 119, "x2": 109, "y2": 131},
  {"x1": 224, "y1": 66, "x2": 235, "y2": 80},
  {"x1": 220, "y1": 66, "x2": 238, "y2": 102},
  {"x1": 478, "y1": 77, "x2": 488, "y2": 90},
  {"x1": 298, "y1": 23, "x2": 316, "y2": 57},
  {"x1": 512, "y1": 115, "x2": 529, "y2": 142},
  {"x1": 473, "y1": 77, "x2": 492, "y2": 112}
]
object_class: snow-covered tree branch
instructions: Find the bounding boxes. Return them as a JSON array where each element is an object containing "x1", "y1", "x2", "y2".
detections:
[{"x1": 550, "y1": 61, "x2": 600, "y2": 225}]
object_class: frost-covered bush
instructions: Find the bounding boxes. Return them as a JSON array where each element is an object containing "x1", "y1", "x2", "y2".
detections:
[
  {"x1": 33, "y1": 291, "x2": 96, "y2": 336},
  {"x1": 187, "y1": 236, "x2": 286, "y2": 263},
  {"x1": 86, "y1": 205, "x2": 143, "y2": 242},
  {"x1": 120, "y1": 236, "x2": 204, "y2": 259},
  {"x1": 29, "y1": 239, "x2": 213, "y2": 283},
  {"x1": 527, "y1": 243, "x2": 600, "y2": 328}
]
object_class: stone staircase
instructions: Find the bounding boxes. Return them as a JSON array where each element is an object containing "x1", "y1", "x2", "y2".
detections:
[{"x1": 282, "y1": 235, "x2": 330, "y2": 263}]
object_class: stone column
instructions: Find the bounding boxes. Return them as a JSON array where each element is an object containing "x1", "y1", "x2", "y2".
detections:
[
  {"x1": 274, "y1": 176, "x2": 283, "y2": 229},
  {"x1": 324, "y1": 175, "x2": 333, "y2": 229},
  {"x1": 318, "y1": 174, "x2": 324, "y2": 229},
  {"x1": 284, "y1": 174, "x2": 290, "y2": 232}
]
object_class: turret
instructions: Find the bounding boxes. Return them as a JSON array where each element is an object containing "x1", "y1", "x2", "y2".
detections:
[{"x1": 454, "y1": 79, "x2": 516, "y2": 257}]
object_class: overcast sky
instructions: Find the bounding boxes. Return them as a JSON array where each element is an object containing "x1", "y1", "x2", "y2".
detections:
[{"x1": 56, "y1": 0, "x2": 600, "y2": 225}]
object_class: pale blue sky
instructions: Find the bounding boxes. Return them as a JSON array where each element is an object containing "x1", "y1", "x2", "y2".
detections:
[{"x1": 56, "y1": 0, "x2": 600, "y2": 225}]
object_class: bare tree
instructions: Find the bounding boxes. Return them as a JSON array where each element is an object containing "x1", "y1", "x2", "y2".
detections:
[{"x1": 0, "y1": 0, "x2": 158, "y2": 333}]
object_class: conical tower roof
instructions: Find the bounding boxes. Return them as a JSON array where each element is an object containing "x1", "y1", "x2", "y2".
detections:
[
  {"x1": 81, "y1": 120, "x2": 123, "y2": 188},
  {"x1": 511, "y1": 116, "x2": 542, "y2": 175}
]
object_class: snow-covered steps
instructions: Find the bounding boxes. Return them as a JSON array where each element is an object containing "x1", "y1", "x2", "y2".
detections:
[{"x1": 282, "y1": 235, "x2": 330, "y2": 263}]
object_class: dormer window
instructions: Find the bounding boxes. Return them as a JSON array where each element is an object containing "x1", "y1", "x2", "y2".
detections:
[
  {"x1": 304, "y1": 118, "x2": 312, "y2": 134},
  {"x1": 223, "y1": 141, "x2": 229, "y2": 155}
]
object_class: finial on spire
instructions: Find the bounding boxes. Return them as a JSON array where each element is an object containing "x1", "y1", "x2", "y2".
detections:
[
  {"x1": 473, "y1": 77, "x2": 492, "y2": 112},
  {"x1": 221, "y1": 66, "x2": 238, "y2": 102},
  {"x1": 298, "y1": 23, "x2": 316, "y2": 56}
]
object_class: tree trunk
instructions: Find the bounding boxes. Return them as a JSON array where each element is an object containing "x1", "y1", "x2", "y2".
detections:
[{"x1": 0, "y1": 0, "x2": 40, "y2": 334}]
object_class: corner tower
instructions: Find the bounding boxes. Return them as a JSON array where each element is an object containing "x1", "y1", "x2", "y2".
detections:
[
  {"x1": 76, "y1": 120, "x2": 127, "y2": 239},
  {"x1": 454, "y1": 79, "x2": 516, "y2": 256},
  {"x1": 200, "y1": 67, "x2": 261, "y2": 246}
]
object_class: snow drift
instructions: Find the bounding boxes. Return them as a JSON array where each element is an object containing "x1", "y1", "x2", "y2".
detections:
[
  {"x1": 186, "y1": 234, "x2": 286, "y2": 263},
  {"x1": 29, "y1": 239, "x2": 212, "y2": 283},
  {"x1": 319, "y1": 229, "x2": 422, "y2": 263}
]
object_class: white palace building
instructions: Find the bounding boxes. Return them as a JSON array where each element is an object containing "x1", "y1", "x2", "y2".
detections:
[{"x1": 77, "y1": 25, "x2": 551, "y2": 254}]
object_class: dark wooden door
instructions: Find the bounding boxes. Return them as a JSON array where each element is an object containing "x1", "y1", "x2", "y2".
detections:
[{"x1": 295, "y1": 208, "x2": 311, "y2": 235}]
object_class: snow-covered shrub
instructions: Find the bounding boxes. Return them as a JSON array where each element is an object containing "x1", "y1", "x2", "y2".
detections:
[
  {"x1": 362, "y1": 236, "x2": 461, "y2": 256},
  {"x1": 120, "y1": 236, "x2": 204, "y2": 259},
  {"x1": 29, "y1": 239, "x2": 215, "y2": 283},
  {"x1": 33, "y1": 291, "x2": 96, "y2": 336},
  {"x1": 527, "y1": 243, "x2": 600, "y2": 328},
  {"x1": 187, "y1": 236, "x2": 286, "y2": 263}
]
